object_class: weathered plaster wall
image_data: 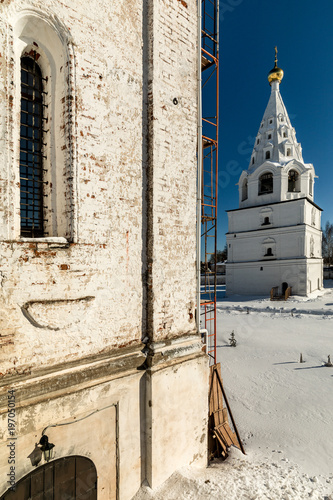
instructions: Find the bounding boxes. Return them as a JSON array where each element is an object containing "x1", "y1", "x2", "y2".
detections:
[
  {"x1": 0, "y1": 368, "x2": 144, "y2": 500},
  {"x1": 146, "y1": 0, "x2": 198, "y2": 341},
  {"x1": 0, "y1": 0, "x2": 144, "y2": 373},
  {"x1": 0, "y1": 0, "x2": 198, "y2": 372},
  {"x1": 146, "y1": 353, "x2": 208, "y2": 488},
  {"x1": 0, "y1": 0, "x2": 207, "y2": 496}
]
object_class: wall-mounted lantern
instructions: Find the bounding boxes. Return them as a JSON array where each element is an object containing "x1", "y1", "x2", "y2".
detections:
[{"x1": 39, "y1": 434, "x2": 55, "y2": 462}]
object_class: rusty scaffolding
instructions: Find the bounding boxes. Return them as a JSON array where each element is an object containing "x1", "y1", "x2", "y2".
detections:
[{"x1": 200, "y1": 0, "x2": 219, "y2": 364}]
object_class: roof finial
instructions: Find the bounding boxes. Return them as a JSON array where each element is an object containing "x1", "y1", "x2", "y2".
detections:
[{"x1": 268, "y1": 47, "x2": 284, "y2": 86}]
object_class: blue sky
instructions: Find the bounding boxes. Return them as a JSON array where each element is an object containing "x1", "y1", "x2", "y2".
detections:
[{"x1": 217, "y1": 0, "x2": 333, "y2": 250}]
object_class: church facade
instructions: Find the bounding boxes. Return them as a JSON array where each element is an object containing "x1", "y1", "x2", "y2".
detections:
[
  {"x1": 226, "y1": 53, "x2": 323, "y2": 297},
  {"x1": 0, "y1": 2, "x2": 208, "y2": 499}
]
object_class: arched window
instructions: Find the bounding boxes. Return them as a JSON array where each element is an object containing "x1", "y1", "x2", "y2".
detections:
[
  {"x1": 260, "y1": 207, "x2": 273, "y2": 225},
  {"x1": 12, "y1": 12, "x2": 76, "y2": 241},
  {"x1": 259, "y1": 172, "x2": 273, "y2": 195},
  {"x1": 252, "y1": 157, "x2": 255, "y2": 165},
  {"x1": 283, "y1": 131, "x2": 287, "y2": 138},
  {"x1": 286, "y1": 148, "x2": 291, "y2": 156},
  {"x1": 265, "y1": 151, "x2": 271, "y2": 160},
  {"x1": 242, "y1": 178, "x2": 248, "y2": 201},
  {"x1": 20, "y1": 56, "x2": 45, "y2": 237},
  {"x1": 288, "y1": 169, "x2": 300, "y2": 192},
  {"x1": 262, "y1": 237, "x2": 276, "y2": 258}
]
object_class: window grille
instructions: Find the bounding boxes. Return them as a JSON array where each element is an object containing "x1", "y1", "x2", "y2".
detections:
[{"x1": 20, "y1": 56, "x2": 47, "y2": 237}]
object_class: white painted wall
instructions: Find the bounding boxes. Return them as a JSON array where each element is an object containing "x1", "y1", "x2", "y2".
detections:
[
  {"x1": 226, "y1": 259, "x2": 309, "y2": 297},
  {"x1": 228, "y1": 198, "x2": 321, "y2": 234},
  {"x1": 227, "y1": 226, "x2": 322, "y2": 263}
]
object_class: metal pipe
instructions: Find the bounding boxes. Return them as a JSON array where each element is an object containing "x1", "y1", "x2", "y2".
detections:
[
  {"x1": 196, "y1": 0, "x2": 202, "y2": 336},
  {"x1": 213, "y1": 0, "x2": 219, "y2": 365}
]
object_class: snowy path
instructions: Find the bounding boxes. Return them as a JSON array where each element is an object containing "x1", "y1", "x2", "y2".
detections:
[{"x1": 135, "y1": 453, "x2": 333, "y2": 499}]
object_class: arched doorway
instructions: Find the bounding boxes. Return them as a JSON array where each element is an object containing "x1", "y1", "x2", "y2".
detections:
[{"x1": 0, "y1": 456, "x2": 97, "y2": 500}]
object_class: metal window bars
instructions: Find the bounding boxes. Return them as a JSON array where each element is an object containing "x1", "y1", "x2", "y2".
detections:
[{"x1": 20, "y1": 54, "x2": 48, "y2": 237}]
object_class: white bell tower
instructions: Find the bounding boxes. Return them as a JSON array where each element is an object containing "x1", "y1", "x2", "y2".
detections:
[{"x1": 226, "y1": 48, "x2": 323, "y2": 296}]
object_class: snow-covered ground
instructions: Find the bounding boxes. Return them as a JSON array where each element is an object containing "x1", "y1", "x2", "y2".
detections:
[{"x1": 133, "y1": 282, "x2": 333, "y2": 499}]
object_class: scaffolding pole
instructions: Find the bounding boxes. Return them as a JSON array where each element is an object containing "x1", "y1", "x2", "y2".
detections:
[{"x1": 200, "y1": 0, "x2": 219, "y2": 365}]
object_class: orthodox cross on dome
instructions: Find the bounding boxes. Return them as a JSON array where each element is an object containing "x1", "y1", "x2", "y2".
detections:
[{"x1": 268, "y1": 46, "x2": 284, "y2": 85}]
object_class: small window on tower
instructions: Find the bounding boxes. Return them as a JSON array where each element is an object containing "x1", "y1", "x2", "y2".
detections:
[
  {"x1": 252, "y1": 157, "x2": 255, "y2": 165},
  {"x1": 268, "y1": 134, "x2": 272, "y2": 140},
  {"x1": 283, "y1": 131, "x2": 287, "y2": 138},
  {"x1": 287, "y1": 148, "x2": 291, "y2": 156},
  {"x1": 270, "y1": 119, "x2": 273, "y2": 124},
  {"x1": 265, "y1": 247, "x2": 273, "y2": 256},
  {"x1": 281, "y1": 116, "x2": 284, "y2": 122},
  {"x1": 265, "y1": 151, "x2": 271, "y2": 160},
  {"x1": 257, "y1": 139, "x2": 260, "y2": 145}
]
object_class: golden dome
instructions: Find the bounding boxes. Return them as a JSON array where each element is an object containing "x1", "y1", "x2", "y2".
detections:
[{"x1": 268, "y1": 46, "x2": 284, "y2": 85}]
